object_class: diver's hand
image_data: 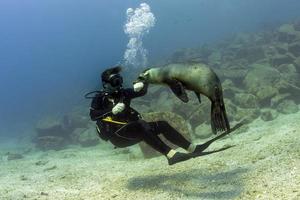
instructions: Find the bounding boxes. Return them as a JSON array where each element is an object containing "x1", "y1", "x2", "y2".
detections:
[
  {"x1": 112, "y1": 102, "x2": 125, "y2": 115},
  {"x1": 133, "y1": 82, "x2": 144, "y2": 92}
]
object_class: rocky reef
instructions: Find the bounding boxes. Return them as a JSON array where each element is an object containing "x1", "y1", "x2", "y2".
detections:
[
  {"x1": 33, "y1": 110, "x2": 100, "y2": 151},
  {"x1": 132, "y1": 20, "x2": 300, "y2": 142}
]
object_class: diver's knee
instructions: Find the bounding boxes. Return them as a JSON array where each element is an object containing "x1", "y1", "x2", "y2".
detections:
[{"x1": 157, "y1": 120, "x2": 170, "y2": 128}]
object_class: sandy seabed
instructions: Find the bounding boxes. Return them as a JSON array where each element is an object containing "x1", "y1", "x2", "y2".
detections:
[{"x1": 0, "y1": 111, "x2": 299, "y2": 200}]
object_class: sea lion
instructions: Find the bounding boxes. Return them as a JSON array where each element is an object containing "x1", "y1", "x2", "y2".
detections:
[{"x1": 136, "y1": 62, "x2": 230, "y2": 134}]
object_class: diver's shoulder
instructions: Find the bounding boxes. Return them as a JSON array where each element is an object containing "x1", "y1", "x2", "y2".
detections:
[{"x1": 91, "y1": 90, "x2": 107, "y2": 101}]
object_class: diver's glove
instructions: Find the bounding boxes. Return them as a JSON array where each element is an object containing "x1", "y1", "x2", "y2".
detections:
[
  {"x1": 133, "y1": 82, "x2": 144, "y2": 92},
  {"x1": 112, "y1": 102, "x2": 125, "y2": 115}
]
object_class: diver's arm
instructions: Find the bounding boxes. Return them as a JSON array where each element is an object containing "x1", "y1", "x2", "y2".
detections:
[{"x1": 124, "y1": 81, "x2": 148, "y2": 98}]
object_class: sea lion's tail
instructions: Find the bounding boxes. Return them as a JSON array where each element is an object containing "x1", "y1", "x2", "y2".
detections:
[{"x1": 211, "y1": 86, "x2": 230, "y2": 134}]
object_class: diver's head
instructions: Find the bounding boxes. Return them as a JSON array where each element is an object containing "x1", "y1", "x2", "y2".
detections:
[{"x1": 101, "y1": 66, "x2": 123, "y2": 92}]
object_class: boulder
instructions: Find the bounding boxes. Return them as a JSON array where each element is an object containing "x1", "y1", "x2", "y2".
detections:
[
  {"x1": 244, "y1": 65, "x2": 280, "y2": 104},
  {"x1": 150, "y1": 91, "x2": 173, "y2": 112},
  {"x1": 234, "y1": 93, "x2": 258, "y2": 109},
  {"x1": 270, "y1": 93, "x2": 291, "y2": 107},
  {"x1": 294, "y1": 57, "x2": 300, "y2": 70},
  {"x1": 277, "y1": 100, "x2": 299, "y2": 114},
  {"x1": 222, "y1": 79, "x2": 243, "y2": 99},
  {"x1": 234, "y1": 107, "x2": 261, "y2": 123},
  {"x1": 34, "y1": 112, "x2": 90, "y2": 150},
  {"x1": 75, "y1": 128, "x2": 100, "y2": 147},
  {"x1": 271, "y1": 53, "x2": 295, "y2": 67},
  {"x1": 277, "y1": 24, "x2": 300, "y2": 43},
  {"x1": 5, "y1": 152, "x2": 24, "y2": 161},
  {"x1": 275, "y1": 43, "x2": 289, "y2": 54},
  {"x1": 208, "y1": 51, "x2": 222, "y2": 66},
  {"x1": 216, "y1": 67, "x2": 248, "y2": 82},
  {"x1": 256, "y1": 86, "x2": 279, "y2": 104},
  {"x1": 35, "y1": 136, "x2": 65, "y2": 151},
  {"x1": 194, "y1": 123, "x2": 213, "y2": 139},
  {"x1": 223, "y1": 98, "x2": 238, "y2": 122},
  {"x1": 260, "y1": 109, "x2": 279, "y2": 121},
  {"x1": 235, "y1": 46, "x2": 265, "y2": 63},
  {"x1": 276, "y1": 64, "x2": 299, "y2": 86},
  {"x1": 294, "y1": 21, "x2": 300, "y2": 31},
  {"x1": 288, "y1": 42, "x2": 300, "y2": 57},
  {"x1": 186, "y1": 99, "x2": 211, "y2": 128}
]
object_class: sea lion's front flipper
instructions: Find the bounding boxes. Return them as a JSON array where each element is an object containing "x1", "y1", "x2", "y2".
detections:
[
  {"x1": 168, "y1": 79, "x2": 189, "y2": 103},
  {"x1": 195, "y1": 92, "x2": 201, "y2": 103}
]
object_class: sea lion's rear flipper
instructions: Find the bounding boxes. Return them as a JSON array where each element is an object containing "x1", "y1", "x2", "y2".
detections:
[
  {"x1": 194, "y1": 92, "x2": 201, "y2": 103},
  {"x1": 168, "y1": 79, "x2": 189, "y2": 103},
  {"x1": 211, "y1": 86, "x2": 230, "y2": 134}
]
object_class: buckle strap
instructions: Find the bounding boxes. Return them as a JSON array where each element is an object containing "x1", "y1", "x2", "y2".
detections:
[{"x1": 102, "y1": 116, "x2": 127, "y2": 125}]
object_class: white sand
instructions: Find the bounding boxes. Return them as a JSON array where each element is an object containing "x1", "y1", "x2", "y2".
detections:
[{"x1": 0, "y1": 112, "x2": 299, "y2": 200}]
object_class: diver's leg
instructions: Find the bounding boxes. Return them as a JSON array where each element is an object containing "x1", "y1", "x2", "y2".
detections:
[
  {"x1": 151, "y1": 121, "x2": 193, "y2": 151},
  {"x1": 136, "y1": 120, "x2": 193, "y2": 165},
  {"x1": 151, "y1": 121, "x2": 220, "y2": 153},
  {"x1": 116, "y1": 120, "x2": 171, "y2": 155}
]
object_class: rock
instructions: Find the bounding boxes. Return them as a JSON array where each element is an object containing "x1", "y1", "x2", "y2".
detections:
[
  {"x1": 270, "y1": 93, "x2": 291, "y2": 107},
  {"x1": 271, "y1": 53, "x2": 295, "y2": 67},
  {"x1": 223, "y1": 99, "x2": 238, "y2": 122},
  {"x1": 64, "y1": 114, "x2": 89, "y2": 129},
  {"x1": 208, "y1": 51, "x2": 221, "y2": 66},
  {"x1": 276, "y1": 64, "x2": 299, "y2": 86},
  {"x1": 256, "y1": 86, "x2": 279, "y2": 104},
  {"x1": 35, "y1": 116, "x2": 73, "y2": 140},
  {"x1": 35, "y1": 116, "x2": 62, "y2": 130},
  {"x1": 132, "y1": 103, "x2": 152, "y2": 114},
  {"x1": 71, "y1": 128, "x2": 86, "y2": 141},
  {"x1": 151, "y1": 91, "x2": 173, "y2": 112},
  {"x1": 277, "y1": 100, "x2": 299, "y2": 114},
  {"x1": 234, "y1": 107, "x2": 261, "y2": 123},
  {"x1": 34, "y1": 112, "x2": 90, "y2": 150},
  {"x1": 234, "y1": 93, "x2": 258, "y2": 109},
  {"x1": 170, "y1": 48, "x2": 204, "y2": 63},
  {"x1": 275, "y1": 43, "x2": 289, "y2": 54},
  {"x1": 35, "y1": 136, "x2": 65, "y2": 151},
  {"x1": 139, "y1": 112, "x2": 192, "y2": 158},
  {"x1": 6, "y1": 153, "x2": 23, "y2": 161},
  {"x1": 235, "y1": 46, "x2": 265, "y2": 63},
  {"x1": 277, "y1": 24, "x2": 299, "y2": 43},
  {"x1": 35, "y1": 160, "x2": 49, "y2": 166},
  {"x1": 147, "y1": 85, "x2": 164, "y2": 96},
  {"x1": 222, "y1": 79, "x2": 243, "y2": 99},
  {"x1": 76, "y1": 128, "x2": 99, "y2": 147},
  {"x1": 187, "y1": 99, "x2": 211, "y2": 128},
  {"x1": 294, "y1": 21, "x2": 300, "y2": 31},
  {"x1": 216, "y1": 67, "x2": 248, "y2": 81},
  {"x1": 260, "y1": 109, "x2": 279, "y2": 121},
  {"x1": 194, "y1": 123, "x2": 213, "y2": 139},
  {"x1": 288, "y1": 42, "x2": 300, "y2": 57},
  {"x1": 294, "y1": 57, "x2": 300, "y2": 70},
  {"x1": 244, "y1": 65, "x2": 280, "y2": 104},
  {"x1": 43, "y1": 165, "x2": 57, "y2": 171}
]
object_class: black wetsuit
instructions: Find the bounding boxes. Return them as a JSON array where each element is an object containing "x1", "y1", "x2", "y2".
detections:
[{"x1": 89, "y1": 84, "x2": 191, "y2": 155}]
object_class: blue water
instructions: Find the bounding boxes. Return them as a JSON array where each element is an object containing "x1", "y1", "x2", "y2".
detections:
[{"x1": 0, "y1": 0, "x2": 300, "y2": 136}]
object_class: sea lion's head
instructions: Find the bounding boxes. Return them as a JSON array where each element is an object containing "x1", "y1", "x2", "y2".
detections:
[{"x1": 135, "y1": 68, "x2": 152, "y2": 83}]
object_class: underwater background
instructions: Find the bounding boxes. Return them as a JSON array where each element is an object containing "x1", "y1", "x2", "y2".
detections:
[{"x1": 0, "y1": 0, "x2": 300, "y2": 199}]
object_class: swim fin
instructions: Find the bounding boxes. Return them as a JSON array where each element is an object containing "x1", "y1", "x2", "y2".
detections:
[{"x1": 168, "y1": 152, "x2": 192, "y2": 165}]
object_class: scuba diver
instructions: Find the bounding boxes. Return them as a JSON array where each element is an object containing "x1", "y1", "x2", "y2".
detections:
[{"x1": 88, "y1": 66, "x2": 236, "y2": 165}]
